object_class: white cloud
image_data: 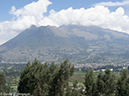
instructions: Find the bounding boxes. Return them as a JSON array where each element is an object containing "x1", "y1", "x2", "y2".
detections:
[
  {"x1": 94, "y1": 0, "x2": 129, "y2": 6},
  {"x1": 39, "y1": 6, "x2": 129, "y2": 34},
  {"x1": 0, "y1": 0, "x2": 129, "y2": 45},
  {"x1": 10, "y1": 0, "x2": 52, "y2": 17},
  {"x1": 0, "y1": 0, "x2": 52, "y2": 45}
]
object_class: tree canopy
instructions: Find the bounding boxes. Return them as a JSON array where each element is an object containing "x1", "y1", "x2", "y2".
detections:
[
  {"x1": 18, "y1": 58, "x2": 129, "y2": 96},
  {"x1": 18, "y1": 58, "x2": 76, "y2": 96}
]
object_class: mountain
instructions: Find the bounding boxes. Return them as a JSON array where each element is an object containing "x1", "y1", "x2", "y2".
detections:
[{"x1": 0, "y1": 25, "x2": 129, "y2": 64}]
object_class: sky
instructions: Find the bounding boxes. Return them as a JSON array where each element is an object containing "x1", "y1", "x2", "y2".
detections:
[{"x1": 0, "y1": 0, "x2": 129, "y2": 45}]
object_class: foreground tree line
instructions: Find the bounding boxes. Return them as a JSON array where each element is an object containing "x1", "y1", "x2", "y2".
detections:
[
  {"x1": 85, "y1": 69, "x2": 129, "y2": 96},
  {"x1": 18, "y1": 59, "x2": 129, "y2": 96},
  {"x1": 1, "y1": 58, "x2": 129, "y2": 96}
]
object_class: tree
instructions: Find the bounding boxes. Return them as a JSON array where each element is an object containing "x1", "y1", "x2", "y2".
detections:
[
  {"x1": 124, "y1": 78, "x2": 129, "y2": 95},
  {"x1": 121, "y1": 69, "x2": 128, "y2": 81},
  {"x1": 96, "y1": 69, "x2": 116, "y2": 96},
  {"x1": 49, "y1": 61, "x2": 57, "y2": 74},
  {"x1": 48, "y1": 58, "x2": 74, "y2": 96},
  {"x1": 18, "y1": 59, "x2": 50, "y2": 95},
  {"x1": 103, "y1": 69, "x2": 116, "y2": 96},
  {"x1": 0, "y1": 72, "x2": 8, "y2": 92},
  {"x1": 84, "y1": 69, "x2": 94, "y2": 96},
  {"x1": 18, "y1": 61, "x2": 31, "y2": 93},
  {"x1": 115, "y1": 69, "x2": 129, "y2": 96},
  {"x1": 96, "y1": 72, "x2": 104, "y2": 95},
  {"x1": 92, "y1": 82, "x2": 98, "y2": 96},
  {"x1": 65, "y1": 85, "x2": 72, "y2": 96},
  {"x1": 18, "y1": 58, "x2": 75, "y2": 96}
]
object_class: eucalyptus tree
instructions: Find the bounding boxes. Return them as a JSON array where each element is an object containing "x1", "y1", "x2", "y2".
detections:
[{"x1": 18, "y1": 58, "x2": 75, "y2": 96}]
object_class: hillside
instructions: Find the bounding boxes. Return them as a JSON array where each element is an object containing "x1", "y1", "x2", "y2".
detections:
[{"x1": 0, "y1": 25, "x2": 129, "y2": 64}]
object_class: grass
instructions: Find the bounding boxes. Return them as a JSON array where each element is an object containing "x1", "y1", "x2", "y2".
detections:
[
  {"x1": 70, "y1": 71, "x2": 86, "y2": 82},
  {"x1": 70, "y1": 71, "x2": 121, "y2": 83}
]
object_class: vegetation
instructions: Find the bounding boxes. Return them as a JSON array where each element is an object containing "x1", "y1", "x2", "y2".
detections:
[
  {"x1": 1, "y1": 58, "x2": 129, "y2": 96},
  {"x1": 0, "y1": 63, "x2": 26, "y2": 92},
  {"x1": 70, "y1": 72, "x2": 86, "y2": 82},
  {"x1": 0, "y1": 72, "x2": 8, "y2": 93},
  {"x1": 17, "y1": 59, "x2": 129, "y2": 96},
  {"x1": 18, "y1": 58, "x2": 76, "y2": 96},
  {"x1": 83, "y1": 69, "x2": 129, "y2": 96}
]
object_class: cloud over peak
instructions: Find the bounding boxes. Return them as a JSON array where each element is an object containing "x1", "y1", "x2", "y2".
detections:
[
  {"x1": 0, "y1": 0, "x2": 129, "y2": 45},
  {"x1": 39, "y1": 6, "x2": 129, "y2": 34}
]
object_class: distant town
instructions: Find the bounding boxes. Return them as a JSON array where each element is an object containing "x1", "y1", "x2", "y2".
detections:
[{"x1": 1, "y1": 59, "x2": 129, "y2": 72}]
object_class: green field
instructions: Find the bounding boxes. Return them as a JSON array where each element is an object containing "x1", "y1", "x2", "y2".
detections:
[
  {"x1": 70, "y1": 71, "x2": 121, "y2": 83},
  {"x1": 70, "y1": 71, "x2": 86, "y2": 82}
]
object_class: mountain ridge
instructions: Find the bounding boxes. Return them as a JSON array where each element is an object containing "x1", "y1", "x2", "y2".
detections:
[{"x1": 0, "y1": 25, "x2": 129, "y2": 64}]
